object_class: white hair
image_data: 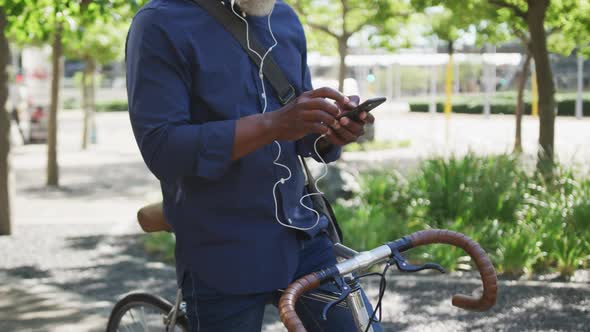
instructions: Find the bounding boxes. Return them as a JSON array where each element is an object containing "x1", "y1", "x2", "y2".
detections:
[{"x1": 235, "y1": 0, "x2": 276, "y2": 16}]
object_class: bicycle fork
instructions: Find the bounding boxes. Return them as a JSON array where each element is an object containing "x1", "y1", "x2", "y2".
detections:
[{"x1": 165, "y1": 288, "x2": 183, "y2": 331}]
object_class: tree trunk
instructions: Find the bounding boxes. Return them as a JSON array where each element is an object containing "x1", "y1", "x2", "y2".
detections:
[
  {"x1": 81, "y1": 60, "x2": 89, "y2": 149},
  {"x1": 337, "y1": 38, "x2": 347, "y2": 93},
  {"x1": 514, "y1": 51, "x2": 532, "y2": 154},
  {"x1": 81, "y1": 58, "x2": 95, "y2": 149},
  {"x1": 444, "y1": 40, "x2": 454, "y2": 116},
  {"x1": 89, "y1": 62, "x2": 96, "y2": 145},
  {"x1": 0, "y1": 10, "x2": 11, "y2": 235},
  {"x1": 527, "y1": 0, "x2": 556, "y2": 177},
  {"x1": 47, "y1": 24, "x2": 62, "y2": 186}
]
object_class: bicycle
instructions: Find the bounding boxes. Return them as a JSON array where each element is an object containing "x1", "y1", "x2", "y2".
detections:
[{"x1": 107, "y1": 204, "x2": 497, "y2": 332}]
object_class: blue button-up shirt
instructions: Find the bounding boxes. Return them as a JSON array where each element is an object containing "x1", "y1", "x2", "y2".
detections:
[{"x1": 126, "y1": 0, "x2": 341, "y2": 293}]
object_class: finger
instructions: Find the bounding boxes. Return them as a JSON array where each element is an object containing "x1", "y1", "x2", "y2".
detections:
[
  {"x1": 309, "y1": 87, "x2": 350, "y2": 105},
  {"x1": 333, "y1": 125, "x2": 357, "y2": 143},
  {"x1": 302, "y1": 109, "x2": 340, "y2": 128},
  {"x1": 365, "y1": 113, "x2": 375, "y2": 124},
  {"x1": 336, "y1": 94, "x2": 360, "y2": 111},
  {"x1": 301, "y1": 98, "x2": 340, "y2": 117},
  {"x1": 340, "y1": 118, "x2": 364, "y2": 137},
  {"x1": 304, "y1": 122, "x2": 332, "y2": 136},
  {"x1": 323, "y1": 132, "x2": 347, "y2": 146}
]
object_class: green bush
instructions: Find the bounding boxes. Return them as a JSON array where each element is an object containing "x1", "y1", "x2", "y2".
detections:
[
  {"x1": 140, "y1": 154, "x2": 590, "y2": 279},
  {"x1": 144, "y1": 232, "x2": 175, "y2": 263},
  {"x1": 409, "y1": 154, "x2": 525, "y2": 226},
  {"x1": 335, "y1": 154, "x2": 590, "y2": 278},
  {"x1": 334, "y1": 171, "x2": 413, "y2": 251},
  {"x1": 343, "y1": 140, "x2": 411, "y2": 152},
  {"x1": 521, "y1": 169, "x2": 590, "y2": 278},
  {"x1": 96, "y1": 100, "x2": 128, "y2": 112},
  {"x1": 409, "y1": 94, "x2": 590, "y2": 116}
]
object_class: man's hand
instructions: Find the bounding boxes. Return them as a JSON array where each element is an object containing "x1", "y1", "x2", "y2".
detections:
[
  {"x1": 265, "y1": 87, "x2": 354, "y2": 141},
  {"x1": 322, "y1": 95, "x2": 376, "y2": 146}
]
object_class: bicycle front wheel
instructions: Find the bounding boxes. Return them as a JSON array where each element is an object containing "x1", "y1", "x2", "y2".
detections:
[{"x1": 106, "y1": 292, "x2": 189, "y2": 332}]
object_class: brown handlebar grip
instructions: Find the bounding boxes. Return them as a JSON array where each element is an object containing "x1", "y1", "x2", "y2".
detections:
[
  {"x1": 407, "y1": 229, "x2": 497, "y2": 311},
  {"x1": 278, "y1": 273, "x2": 322, "y2": 332}
]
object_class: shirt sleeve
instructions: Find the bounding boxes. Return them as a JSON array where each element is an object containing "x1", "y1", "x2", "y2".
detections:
[
  {"x1": 126, "y1": 9, "x2": 236, "y2": 182},
  {"x1": 295, "y1": 31, "x2": 342, "y2": 163}
]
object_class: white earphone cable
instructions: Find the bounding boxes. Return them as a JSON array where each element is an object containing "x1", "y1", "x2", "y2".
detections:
[{"x1": 230, "y1": 1, "x2": 327, "y2": 231}]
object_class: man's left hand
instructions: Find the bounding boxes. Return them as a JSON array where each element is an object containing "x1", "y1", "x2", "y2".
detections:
[{"x1": 323, "y1": 95, "x2": 375, "y2": 146}]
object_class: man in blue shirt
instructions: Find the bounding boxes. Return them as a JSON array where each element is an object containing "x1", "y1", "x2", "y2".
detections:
[{"x1": 126, "y1": 0, "x2": 379, "y2": 330}]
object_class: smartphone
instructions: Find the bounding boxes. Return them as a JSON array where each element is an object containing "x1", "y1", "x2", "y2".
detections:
[{"x1": 336, "y1": 97, "x2": 387, "y2": 121}]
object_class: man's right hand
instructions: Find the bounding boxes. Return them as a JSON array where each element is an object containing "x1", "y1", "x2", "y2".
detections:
[{"x1": 266, "y1": 87, "x2": 352, "y2": 141}]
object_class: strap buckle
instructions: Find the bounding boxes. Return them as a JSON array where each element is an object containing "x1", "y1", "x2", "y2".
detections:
[{"x1": 279, "y1": 85, "x2": 296, "y2": 105}]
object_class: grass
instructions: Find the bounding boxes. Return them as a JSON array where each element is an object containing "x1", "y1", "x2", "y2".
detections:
[{"x1": 343, "y1": 140, "x2": 411, "y2": 152}]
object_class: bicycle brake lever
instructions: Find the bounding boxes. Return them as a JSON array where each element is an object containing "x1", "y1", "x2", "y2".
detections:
[
  {"x1": 321, "y1": 277, "x2": 353, "y2": 320},
  {"x1": 392, "y1": 250, "x2": 446, "y2": 274}
]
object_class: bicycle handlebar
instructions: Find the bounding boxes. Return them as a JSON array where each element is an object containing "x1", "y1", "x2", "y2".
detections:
[
  {"x1": 407, "y1": 229, "x2": 497, "y2": 311},
  {"x1": 279, "y1": 229, "x2": 498, "y2": 332}
]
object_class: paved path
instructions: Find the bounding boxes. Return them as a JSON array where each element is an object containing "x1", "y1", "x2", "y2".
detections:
[
  {"x1": 343, "y1": 107, "x2": 590, "y2": 172},
  {"x1": 1, "y1": 110, "x2": 589, "y2": 331}
]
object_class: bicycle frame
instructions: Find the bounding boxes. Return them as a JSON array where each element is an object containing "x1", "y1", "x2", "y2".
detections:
[
  {"x1": 163, "y1": 242, "x2": 377, "y2": 332},
  {"x1": 165, "y1": 230, "x2": 497, "y2": 332}
]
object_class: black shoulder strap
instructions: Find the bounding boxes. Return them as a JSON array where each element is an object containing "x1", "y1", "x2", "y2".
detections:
[
  {"x1": 191, "y1": 0, "x2": 295, "y2": 105},
  {"x1": 192, "y1": 0, "x2": 343, "y2": 243}
]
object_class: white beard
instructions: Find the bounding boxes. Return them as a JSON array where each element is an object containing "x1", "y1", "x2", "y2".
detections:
[{"x1": 235, "y1": 0, "x2": 276, "y2": 16}]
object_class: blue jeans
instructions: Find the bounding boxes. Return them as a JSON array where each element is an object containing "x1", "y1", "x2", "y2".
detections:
[{"x1": 181, "y1": 232, "x2": 382, "y2": 332}]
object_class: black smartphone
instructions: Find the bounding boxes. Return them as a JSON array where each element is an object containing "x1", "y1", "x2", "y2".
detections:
[{"x1": 336, "y1": 97, "x2": 387, "y2": 121}]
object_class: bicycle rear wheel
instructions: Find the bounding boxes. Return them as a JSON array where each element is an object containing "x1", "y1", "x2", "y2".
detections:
[{"x1": 106, "y1": 292, "x2": 189, "y2": 332}]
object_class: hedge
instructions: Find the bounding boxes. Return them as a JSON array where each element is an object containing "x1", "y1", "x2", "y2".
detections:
[
  {"x1": 96, "y1": 100, "x2": 128, "y2": 112},
  {"x1": 411, "y1": 98, "x2": 590, "y2": 116}
]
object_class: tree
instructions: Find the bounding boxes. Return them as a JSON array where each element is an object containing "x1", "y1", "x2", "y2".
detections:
[
  {"x1": 426, "y1": 8, "x2": 468, "y2": 116},
  {"x1": 6, "y1": 0, "x2": 78, "y2": 186},
  {"x1": 471, "y1": 8, "x2": 531, "y2": 153},
  {"x1": 0, "y1": 7, "x2": 10, "y2": 235},
  {"x1": 6, "y1": 0, "x2": 140, "y2": 185},
  {"x1": 489, "y1": 0, "x2": 587, "y2": 176},
  {"x1": 288, "y1": 0, "x2": 409, "y2": 92},
  {"x1": 414, "y1": 0, "x2": 589, "y2": 177},
  {"x1": 65, "y1": 16, "x2": 127, "y2": 149}
]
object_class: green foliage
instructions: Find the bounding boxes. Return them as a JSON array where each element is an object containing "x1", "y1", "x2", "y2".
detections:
[
  {"x1": 343, "y1": 140, "x2": 411, "y2": 152},
  {"x1": 522, "y1": 169, "x2": 590, "y2": 278},
  {"x1": 411, "y1": 154, "x2": 525, "y2": 226},
  {"x1": 96, "y1": 100, "x2": 128, "y2": 112},
  {"x1": 143, "y1": 232, "x2": 176, "y2": 263},
  {"x1": 409, "y1": 94, "x2": 590, "y2": 116},
  {"x1": 2, "y1": 0, "x2": 142, "y2": 58},
  {"x1": 139, "y1": 154, "x2": 590, "y2": 279},
  {"x1": 494, "y1": 220, "x2": 544, "y2": 277},
  {"x1": 333, "y1": 171, "x2": 412, "y2": 250},
  {"x1": 62, "y1": 99, "x2": 128, "y2": 111},
  {"x1": 65, "y1": 17, "x2": 128, "y2": 65},
  {"x1": 286, "y1": 0, "x2": 411, "y2": 52},
  {"x1": 335, "y1": 154, "x2": 590, "y2": 278}
]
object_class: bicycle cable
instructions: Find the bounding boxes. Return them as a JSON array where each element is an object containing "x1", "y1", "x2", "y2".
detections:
[{"x1": 353, "y1": 260, "x2": 393, "y2": 332}]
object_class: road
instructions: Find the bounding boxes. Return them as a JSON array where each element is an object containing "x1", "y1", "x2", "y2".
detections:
[{"x1": 1, "y1": 109, "x2": 589, "y2": 331}]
